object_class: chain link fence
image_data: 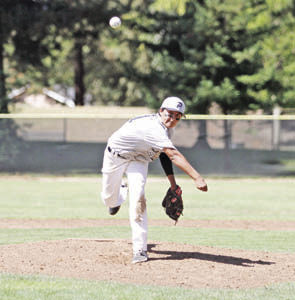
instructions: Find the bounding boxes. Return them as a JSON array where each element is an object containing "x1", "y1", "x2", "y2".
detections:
[{"x1": 1, "y1": 114, "x2": 295, "y2": 176}]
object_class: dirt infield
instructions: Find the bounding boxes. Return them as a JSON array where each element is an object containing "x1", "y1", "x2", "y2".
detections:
[{"x1": 0, "y1": 219, "x2": 295, "y2": 289}]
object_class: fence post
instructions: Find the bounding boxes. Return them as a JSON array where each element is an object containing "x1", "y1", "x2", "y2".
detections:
[
  {"x1": 272, "y1": 105, "x2": 281, "y2": 150},
  {"x1": 63, "y1": 118, "x2": 67, "y2": 143}
]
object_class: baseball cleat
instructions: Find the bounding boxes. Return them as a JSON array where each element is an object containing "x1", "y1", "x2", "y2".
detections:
[
  {"x1": 109, "y1": 206, "x2": 120, "y2": 215},
  {"x1": 132, "y1": 250, "x2": 148, "y2": 264}
]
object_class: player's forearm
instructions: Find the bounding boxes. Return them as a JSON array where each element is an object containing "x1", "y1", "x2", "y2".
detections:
[
  {"x1": 163, "y1": 148, "x2": 208, "y2": 191},
  {"x1": 174, "y1": 155, "x2": 208, "y2": 191},
  {"x1": 164, "y1": 148, "x2": 201, "y2": 180},
  {"x1": 171, "y1": 153, "x2": 202, "y2": 181}
]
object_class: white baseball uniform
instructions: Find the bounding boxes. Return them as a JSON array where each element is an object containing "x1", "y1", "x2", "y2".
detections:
[{"x1": 101, "y1": 113, "x2": 175, "y2": 254}]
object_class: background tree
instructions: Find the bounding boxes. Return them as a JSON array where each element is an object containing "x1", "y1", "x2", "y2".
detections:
[
  {"x1": 0, "y1": 0, "x2": 47, "y2": 165},
  {"x1": 238, "y1": 0, "x2": 295, "y2": 112},
  {"x1": 2, "y1": 0, "x2": 135, "y2": 108},
  {"x1": 0, "y1": 0, "x2": 51, "y2": 112},
  {"x1": 33, "y1": 0, "x2": 134, "y2": 106},
  {"x1": 117, "y1": 0, "x2": 265, "y2": 148},
  {"x1": 2, "y1": 0, "x2": 295, "y2": 115}
]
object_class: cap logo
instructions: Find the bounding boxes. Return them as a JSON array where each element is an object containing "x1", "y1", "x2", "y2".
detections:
[{"x1": 177, "y1": 102, "x2": 183, "y2": 109}]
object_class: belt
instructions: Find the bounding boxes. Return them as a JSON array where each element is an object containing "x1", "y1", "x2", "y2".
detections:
[{"x1": 107, "y1": 146, "x2": 126, "y2": 159}]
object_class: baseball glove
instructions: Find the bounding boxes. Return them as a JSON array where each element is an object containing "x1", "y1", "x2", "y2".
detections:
[{"x1": 162, "y1": 185, "x2": 183, "y2": 223}]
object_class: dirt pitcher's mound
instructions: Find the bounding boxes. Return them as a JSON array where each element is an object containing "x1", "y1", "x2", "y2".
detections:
[{"x1": 0, "y1": 239, "x2": 294, "y2": 289}]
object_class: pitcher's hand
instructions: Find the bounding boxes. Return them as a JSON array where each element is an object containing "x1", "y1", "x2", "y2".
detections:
[{"x1": 194, "y1": 176, "x2": 208, "y2": 192}]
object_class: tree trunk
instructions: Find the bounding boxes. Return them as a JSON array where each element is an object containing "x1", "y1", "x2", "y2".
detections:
[
  {"x1": 223, "y1": 118, "x2": 232, "y2": 172},
  {"x1": 194, "y1": 119, "x2": 210, "y2": 149},
  {"x1": 0, "y1": 10, "x2": 8, "y2": 113},
  {"x1": 223, "y1": 119, "x2": 232, "y2": 150},
  {"x1": 74, "y1": 39, "x2": 85, "y2": 106}
]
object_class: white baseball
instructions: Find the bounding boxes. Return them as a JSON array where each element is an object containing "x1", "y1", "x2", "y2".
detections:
[{"x1": 109, "y1": 16, "x2": 121, "y2": 29}]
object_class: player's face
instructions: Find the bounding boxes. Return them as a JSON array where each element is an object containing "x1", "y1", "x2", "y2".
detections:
[{"x1": 160, "y1": 109, "x2": 182, "y2": 128}]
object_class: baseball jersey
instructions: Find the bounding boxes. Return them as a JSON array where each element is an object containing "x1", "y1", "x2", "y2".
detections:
[{"x1": 107, "y1": 114, "x2": 175, "y2": 162}]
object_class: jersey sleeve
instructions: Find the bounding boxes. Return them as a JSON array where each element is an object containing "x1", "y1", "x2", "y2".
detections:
[{"x1": 144, "y1": 127, "x2": 175, "y2": 151}]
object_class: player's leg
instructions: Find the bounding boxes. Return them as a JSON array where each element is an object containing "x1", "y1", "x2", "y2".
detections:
[
  {"x1": 126, "y1": 161, "x2": 148, "y2": 263},
  {"x1": 101, "y1": 148, "x2": 129, "y2": 209}
]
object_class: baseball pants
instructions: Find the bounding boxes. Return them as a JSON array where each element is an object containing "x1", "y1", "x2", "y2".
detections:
[{"x1": 101, "y1": 147, "x2": 149, "y2": 254}]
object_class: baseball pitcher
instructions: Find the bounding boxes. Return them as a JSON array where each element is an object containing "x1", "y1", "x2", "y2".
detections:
[{"x1": 100, "y1": 97, "x2": 208, "y2": 264}]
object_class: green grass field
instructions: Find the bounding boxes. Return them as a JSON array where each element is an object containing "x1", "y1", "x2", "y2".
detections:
[{"x1": 0, "y1": 175, "x2": 295, "y2": 299}]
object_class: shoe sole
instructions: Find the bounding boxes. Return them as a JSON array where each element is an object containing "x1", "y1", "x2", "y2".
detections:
[
  {"x1": 109, "y1": 206, "x2": 120, "y2": 215},
  {"x1": 132, "y1": 256, "x2": 148, "y2": 264}
]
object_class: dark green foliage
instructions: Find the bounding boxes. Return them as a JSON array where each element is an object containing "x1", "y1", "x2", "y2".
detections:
[
  {"x1": 238, "y1": 0, "x2": 295, "y2": 111},
  {"x1": 1, "y1": 0, "x2": 295, "y2": 113},
  {"x1": 0, "y1": 119, "x2": 24, "y2": 168},
  {"x1": 0, "y1": 0, "x2": 52, "y2": 112}
]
